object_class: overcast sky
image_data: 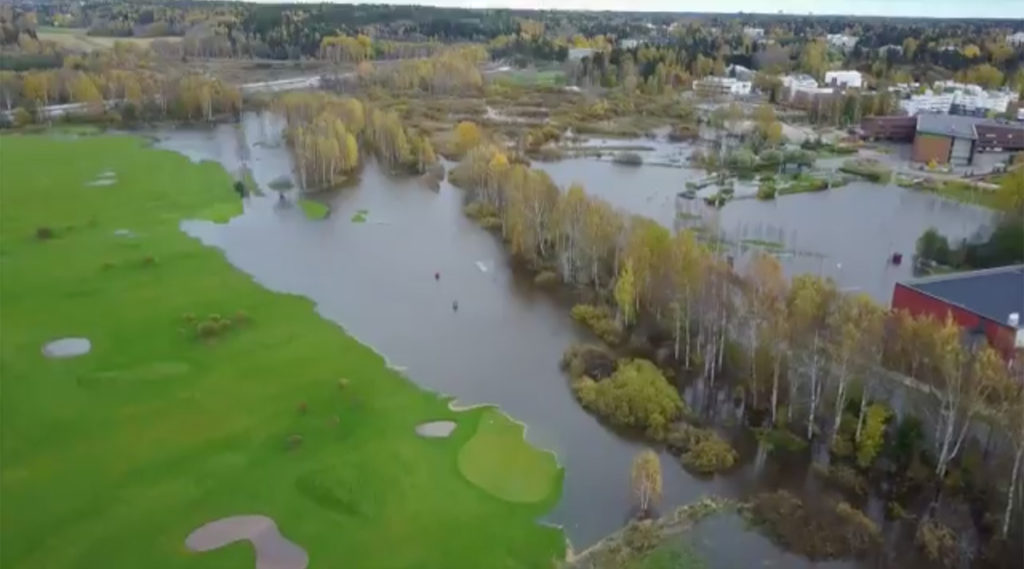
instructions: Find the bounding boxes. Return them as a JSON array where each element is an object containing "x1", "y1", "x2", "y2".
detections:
[{"x1": 298, "y1": 0, "x2": 1024, "y2": 20}]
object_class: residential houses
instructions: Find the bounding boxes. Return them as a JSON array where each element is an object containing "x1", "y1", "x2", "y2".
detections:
[{"x1": 826, "y1": 33, "x2": 859, "y2": 52}]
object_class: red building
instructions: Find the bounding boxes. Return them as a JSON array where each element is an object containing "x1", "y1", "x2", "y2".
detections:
[{"x1": 891, "y1": 265, "x2": 1024, "y2": 362}]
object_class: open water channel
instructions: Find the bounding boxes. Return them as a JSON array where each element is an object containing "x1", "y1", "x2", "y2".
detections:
[{"x1": 149, "y1": 112, "x2": 998, "y2": 568}]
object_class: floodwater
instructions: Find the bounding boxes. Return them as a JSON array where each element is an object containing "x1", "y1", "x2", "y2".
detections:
[
  {"x1": 535, "y1": 154, "x2": 994, "y2": 302},
  {"x1": 148, "y1": 112, "x2": 997, "y2": 568}
]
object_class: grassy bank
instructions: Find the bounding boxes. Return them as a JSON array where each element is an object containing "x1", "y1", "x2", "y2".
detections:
[{"x1": 0, "y1": 134, "x2": 564, "y2": 569}]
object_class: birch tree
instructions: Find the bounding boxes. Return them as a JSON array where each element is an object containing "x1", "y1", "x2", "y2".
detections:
[
  {"x1": 931, "y1": 317, "x2": 1001, "y2": 479},
  {"x1": 788, "y1": 274, "x2": 837, "y2": 440},
  {"x1": 630, "y1": 449, "x2": 662, "y2": 516}
]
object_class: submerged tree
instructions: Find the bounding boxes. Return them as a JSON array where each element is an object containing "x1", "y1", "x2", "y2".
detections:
[{"x1": 630, "y1": 449, "x2": 663, "y2": 517}]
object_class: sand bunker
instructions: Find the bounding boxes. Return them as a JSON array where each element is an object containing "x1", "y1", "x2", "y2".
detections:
[
  {"x1": 415, "y1": 421, "x2": 456, "y2": 438},
  {"x1": 86, "y1": 171, "x2": 117, "y2": 187},
  {"x1": 185, "y1": 515, "x2": 308, "y2": 569},
  {"x1": 42, "y1": 337, "x2": 91, "y2": 358}
]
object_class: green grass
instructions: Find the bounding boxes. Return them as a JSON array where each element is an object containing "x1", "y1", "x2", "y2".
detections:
[
  {"x1": 0, "y1": 134, "x2": 564, "y2": 569},
  {"x1": 351, "y1": 209, "x2": 369, "y2": 223},
  {"x1": 457, "y1": 408, "x2": 562, "y2": 503},
  {"x1": 298, "y1": 199, "x2": 329, "y2": 220},
  {"x1": 628, "y1": 545, "x2": 706, "y2": 569}
]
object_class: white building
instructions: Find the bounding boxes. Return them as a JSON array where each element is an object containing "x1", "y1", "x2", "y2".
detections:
[
  {"x1": 878, "y1": 44, "x2": 903, "y2": 56},
  {"x1": 1007, "y1": 32, "x2": 1024, "y2": 46},
  {"x1": 899, "y1": 85, "x2": 1015, "y2": 117},
  {"x1": 826, "y1": 34, "x2": 859, "y2": 52},
  {"x1": 824, "y1": 70, "x2": 863, "y2": 89},
  {"x1": 743, "y1": 27, "x2": 765, "y2": 40},
  {"x1": 725, "y1": 64, "x2": 755, "y2": 81},
  {"x1": 568, "y1": 48, "x2": 595, "y2": 61},
  {"x1": 693, "y1": 76, "x2": 753, "y2": 98},
  {"x1": 619, "y1": 38, "x2": 640, "y2": 49},
  {"x1": 781, "y1": 73, "x2": 821, "y2": 99}
]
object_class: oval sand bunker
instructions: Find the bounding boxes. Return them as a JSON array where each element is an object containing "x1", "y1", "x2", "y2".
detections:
[
  {"x1": 42, "y1": 338, "x2": 91, "y2": 358},
  {"x1": 185, "y1": 515, "x2": 308, "y2": 569},
  {"x1": 415, "y1": 421, "x2": 456, "y2": 438}
]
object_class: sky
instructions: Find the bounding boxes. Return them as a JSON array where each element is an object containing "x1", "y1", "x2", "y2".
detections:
[{"x1": 289, "y1": 0, "x2": 1024, "y2": 19}]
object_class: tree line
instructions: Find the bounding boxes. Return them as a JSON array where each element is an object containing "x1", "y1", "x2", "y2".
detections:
[
  {"x1": 273, "y1": 92, "x2": 437, "y2": 190},
  {"x1": 449, "y1": 137, "x2": 1024, "y2": 547}
]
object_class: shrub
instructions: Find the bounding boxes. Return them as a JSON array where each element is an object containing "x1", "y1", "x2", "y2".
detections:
[
  {"x1": 233, "y1": 310, "x2": 250, "y2": 324},
  {"x1": 622, "y1": 520, "x2": 660, "y2": 554},
  {"x1": 668, "y1": 424, "x2": 738, "y2": 474},
  {"x1": 915, "y1": 519, "x2": 957, "y2": 566},
  {"x1": 840, "y1": 159, "x2": 892, "y2": 183},
  {"x1": 570, "y1": 303, "x2": 623, "y2": 345},
  {"x1": 835, "y1": 502, "x2": 882, "y2": 552},
  {"x1": 12, "y1": 107, "x2": 33, "y2": 127},
  {"x1": 463, "y1": 201, "x2": 498, "y2": 220},
  {"x1": 297, "y1": 401, "x2": 308, "y2": 414},
  {"x1": 182, "y1": 312, "x2": 197, "y2": 323},
  {"x1": 100, "y1": 260, "x2": 116, "y2": 271},
  {"x1": 757, "y1": 182, "x2": 777, "y2": 200},
  {"x1": 141, "y1": 255, "x2": 157, "y2": 266},
  {"x1": 533, "y1": 270, "x2": 559, "y2": 286},
  {"x1": 196, "y1": 321, "x2": 219, "y2": 338},
  {"x1": 36, "y1": 226, "x2": 56, "y2": 240},
  {"x1": 478, "y1": 216, "x2": 502, "y2": 230},
  {"x1": 812, "y1": 463, "x2": 868, "y2": 496},
  {"x1": 856, "y1": 403, "x2": 891, "y2": 468},
  {"x1": 613, "y1": 151, "x2": 643, "y2": 166},
  {"x1": 561, "y1": 343, "x2": 616, "y2": 380},
  {"x1": 286, "y1": 434, "x2": 304, "y2": 450},
  {"x1": 573, "y1": 359, "x2": 683, "y2": 438},
  {"x1": 338, "y1": 377, "x2": 351, "y2": 389},
  {"x1": 749, "y1": 491, "x2": 880, "y2": 559},
  {"x1": 681, "y1": 436, "x2": 738, "y2": 474},
  {"x1": 668, "y1": 123, "x2": 699, "y2": 141}
]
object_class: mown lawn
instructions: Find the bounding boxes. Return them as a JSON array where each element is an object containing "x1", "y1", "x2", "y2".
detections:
[{"x1": 0, "y1": 134, "x2": 564, "y2": 569}]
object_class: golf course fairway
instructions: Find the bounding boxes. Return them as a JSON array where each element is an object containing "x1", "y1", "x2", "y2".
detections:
[{"x1": 0, "y1": 134, "x2": 565, "y2": 569}]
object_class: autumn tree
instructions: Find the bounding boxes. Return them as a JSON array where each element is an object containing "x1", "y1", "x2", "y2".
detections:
[
  {"x1": 614, "y1": 259, "x2": 637, "y2": 327},
  {"x1": 788, "y1": 274, "x2": 837, "y2": 439},
  {"x1": 454, "y1": 121, "x2": 482, "y2": 155},
  {"x1": 631, "y1": 449, "x2": 663, "y2": 516}
]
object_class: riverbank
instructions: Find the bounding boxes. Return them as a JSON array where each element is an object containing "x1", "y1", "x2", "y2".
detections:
[{"x1": 0, "y1": 134, "x2": 564, "y2": 568}]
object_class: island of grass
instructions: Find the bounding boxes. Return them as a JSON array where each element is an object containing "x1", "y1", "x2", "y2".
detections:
[
  {"x1": 299, "y1": 198, "x2": 329, "y2": 220},
  {"x1": 0, "y1": 134, "x2": 564, "y2": 569}
]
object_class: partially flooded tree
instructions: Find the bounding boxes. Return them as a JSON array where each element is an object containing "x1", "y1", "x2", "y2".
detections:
[
  {"x1": 930, "y1": 318, "x2": 1001, "y2": 479},
  {"x1": 631, "y1": 449, "x2": 662, "y2": 517},
  {"x1": 788, "y1": 274, "x2": 837, "y2": 440}
]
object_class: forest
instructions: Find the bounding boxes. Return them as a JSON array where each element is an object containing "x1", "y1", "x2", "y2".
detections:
[
  {"x1": 449, "y1": 139, "x2": 1024, "y2": 562},
  {"x1": 5, "y1": 1, "x2": 1022, "y2": 93}
]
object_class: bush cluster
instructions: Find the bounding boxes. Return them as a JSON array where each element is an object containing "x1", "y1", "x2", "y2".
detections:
[
  {"x1": 667, "y1": 424, "x2": 738, "y2": 474},
  {"x1": 570, "y1": 303, "x2": 623, "y2": 345}
]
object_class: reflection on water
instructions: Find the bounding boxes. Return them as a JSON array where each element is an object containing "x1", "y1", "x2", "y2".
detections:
[
  {"x1": 150, "y1": 113, "x2": 990, "y2": 567},
  {"x1": 533, "y1": 157, "x2": 994, "y2": 303}
]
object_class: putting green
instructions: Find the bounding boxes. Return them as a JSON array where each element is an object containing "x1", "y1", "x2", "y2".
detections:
[
  {"x1": 0, "y1": 134, "x2": 563, "y2": 569},
  {"x1": 458, "y1": 408, "x2": 562, "y2": 503}
]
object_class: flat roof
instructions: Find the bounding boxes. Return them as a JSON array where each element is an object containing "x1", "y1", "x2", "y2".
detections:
[
  {"x1": 901, "y1": 265, "x2": 1024, "y2": 326},
  {"x1": 915, "y1": 113, "x2": 990, "y2": 140}
]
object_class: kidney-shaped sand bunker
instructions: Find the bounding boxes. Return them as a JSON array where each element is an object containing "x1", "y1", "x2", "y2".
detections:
[{"x1": 185, "y1": 515, "x2": 308, "y2": 569}]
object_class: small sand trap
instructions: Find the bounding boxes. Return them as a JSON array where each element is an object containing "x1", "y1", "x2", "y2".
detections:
[
  {"x1": 185, "y1": 515, "x2": 308, "y2": 569},
  {"x1": 415, "y1": 421, "x2": 456, "y2": 438},
  {"x1": 42, "y1": 337, "x2": 91, "y2": 358},
  {"x1": 86, "y1": 171, "x2": 117, "y2": 187}
]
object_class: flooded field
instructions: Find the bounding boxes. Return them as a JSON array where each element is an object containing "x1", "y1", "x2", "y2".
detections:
[{"x1": 148, "y1": 112, "x2": 996, "y2": 567}]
